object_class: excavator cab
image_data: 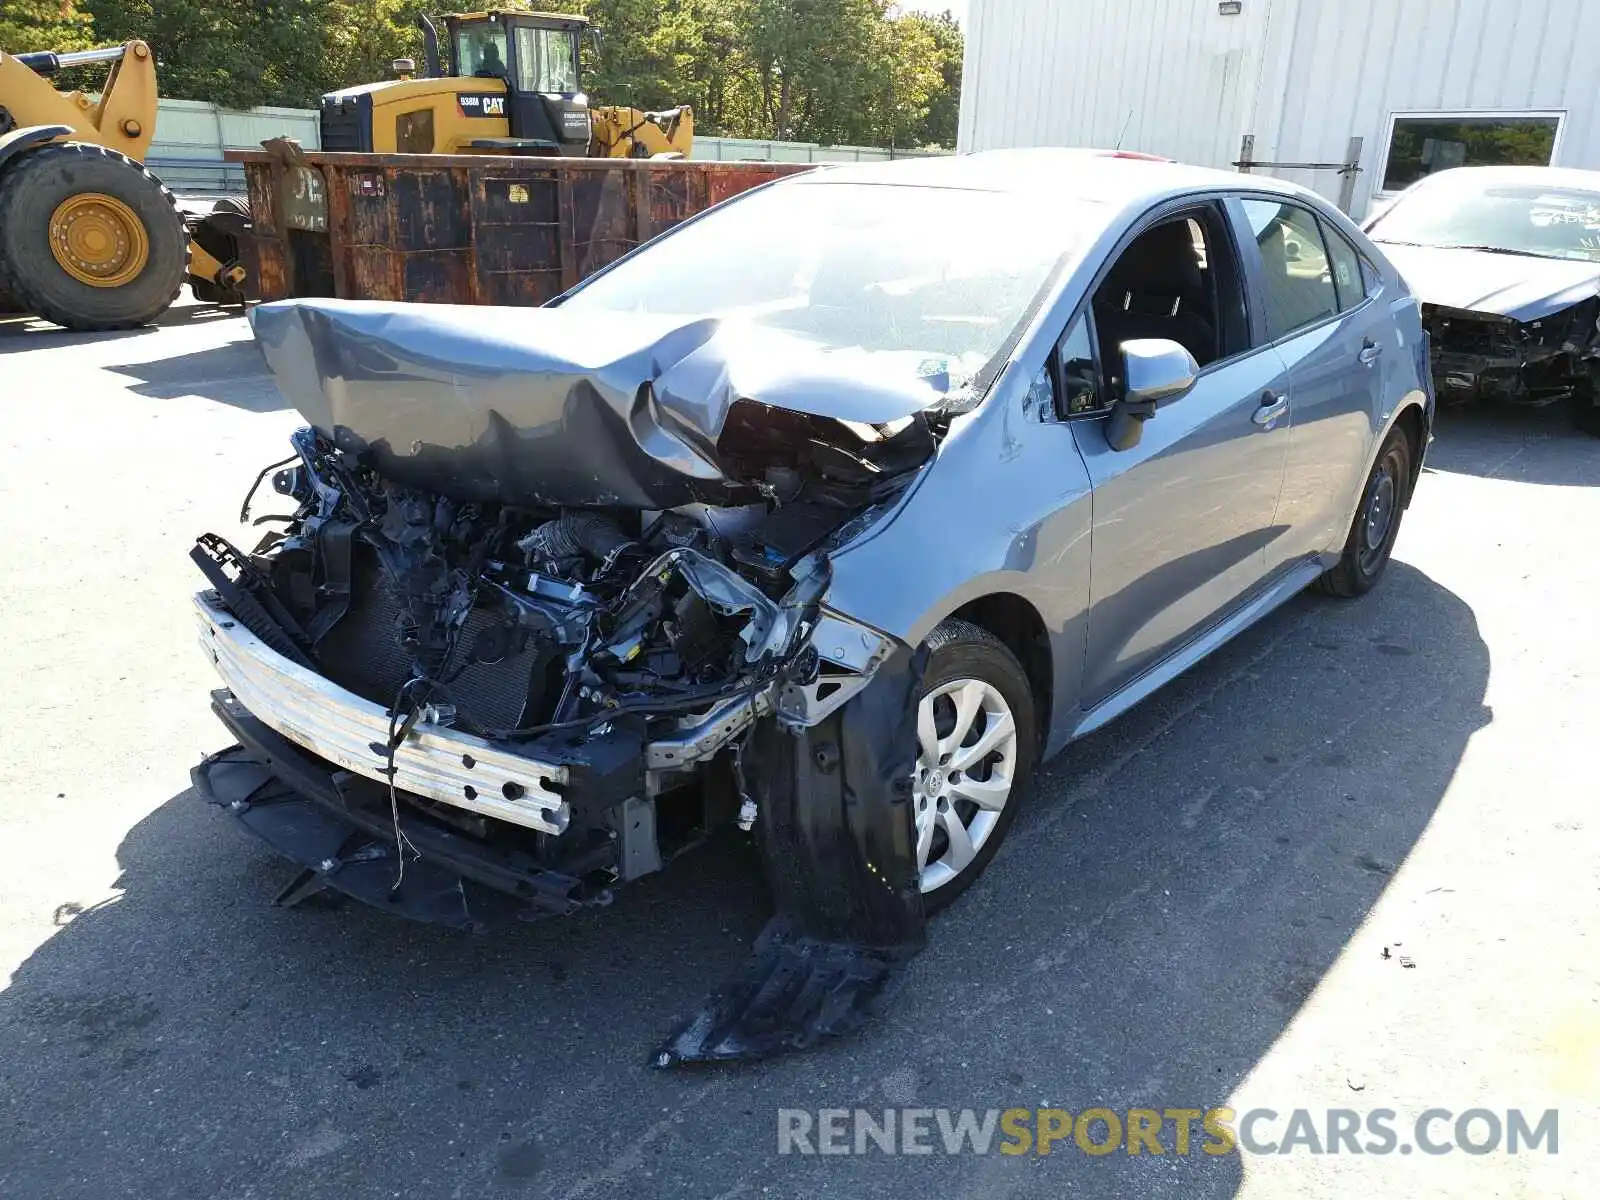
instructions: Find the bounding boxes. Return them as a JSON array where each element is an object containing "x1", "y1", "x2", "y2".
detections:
[
  {"x1": 321, "y1": 11, "x2": 593, "y2": 156},
  {"x1": 319, "y1": 11, "x2": 689, "y2": 159},
  {"x1": 440, "y1": 11, "x2": 593, "y2": 154}
]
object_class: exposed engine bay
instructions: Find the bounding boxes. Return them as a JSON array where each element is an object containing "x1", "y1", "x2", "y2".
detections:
[
  {"x1": 1423, "y1": 296, "x2": 1600, "y2": 415},
  {"x1": 190, "y1": 298, "x2": 949, "y2": 1062},
  {"x1": 195, "y1": 395, "x2": 930, "y2": 882}
]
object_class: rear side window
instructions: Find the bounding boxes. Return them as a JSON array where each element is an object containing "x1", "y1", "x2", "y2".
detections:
[
  {"x1": 1321, "y1": 222, "x2": 1369, "y2": 311},
  {"x1": 1241, "y1": 199, "x2": 1339, "y2": 341},
  {"x1": 1359, "y1": 254, "x2": 1383, "y2": 295}
]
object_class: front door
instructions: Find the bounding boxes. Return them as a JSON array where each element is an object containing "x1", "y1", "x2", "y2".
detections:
[
  {"x1": 1068, "y1": 205, "x2": 1291, "y2": 706},
  {"x1": 507, "y1": 21, "x2": 589, "y2": 153}
]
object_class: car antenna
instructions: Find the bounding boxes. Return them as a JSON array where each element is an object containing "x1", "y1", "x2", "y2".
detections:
[{"x1": 1115, "y1": 109, "x2": 1134, "y2": 150}]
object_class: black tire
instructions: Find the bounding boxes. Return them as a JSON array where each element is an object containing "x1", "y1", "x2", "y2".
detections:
[
  {"x1": 1316, "y1": 426, "x2": 1413, "y2": 598},
  {"x1": 0, "y1": 142, "x2": 187, "y2": 331},
  {"x1": 189, "y1": 196, "x2": 253, "y2": 307},
  {"x1": 916, "y1": 619, "x2": 1038, "y2": 914}
]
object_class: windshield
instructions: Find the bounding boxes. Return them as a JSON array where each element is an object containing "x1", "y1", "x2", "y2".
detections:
[
  {"x1": 454, "y1": 23, "x2": 507, "y2": 78},
  {"x1": 513, "y1": 26, "x2": 579, "y2": 93},
  {"x1": 1369, "y1": 178, "x2": 1600, "y2": 263},
  {"x1": 560, "y1": 182, "x2": 1093, "y2": 392}
]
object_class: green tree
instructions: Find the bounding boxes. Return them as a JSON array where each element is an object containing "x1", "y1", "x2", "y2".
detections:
[
  {"x1": 742, "y1": 0, "x2": 884, "y2": 142},
  {"x1": 86, "y1": 0, "x2": 324, "y2": 108},
  {"x1": 865, "y1": 10, "x2": 943, "y2": 150},
  {"x1": 18, "y1": 0, "x2": 964, "y2": 147},
  {"x1": 902, "y1": 8, "x2": 961, "y2": 148},
  {"x1": 1, "y1": 0, "x2": 97, "y2": 54},
  {"x1": 319, "y1": 0, "x2": 423, "y2": 99}
]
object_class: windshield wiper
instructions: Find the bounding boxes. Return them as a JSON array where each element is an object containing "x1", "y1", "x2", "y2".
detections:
[
  {"x1": 1432, "y1": 243, "x2": 1531, "y2": 255},
  {"x1": 1427, "y1": 243, "x2": 1592, "y2": 262}
]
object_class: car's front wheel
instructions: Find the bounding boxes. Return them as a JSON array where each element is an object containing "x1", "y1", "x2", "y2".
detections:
[{"x1": 912, "y1": 620, "x2": 1037, "y2": 912}]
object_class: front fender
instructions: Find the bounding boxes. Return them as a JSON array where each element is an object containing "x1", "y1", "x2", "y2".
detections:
[{"x1": 0, "y1": 124, "x2": 74, "y2": 174}]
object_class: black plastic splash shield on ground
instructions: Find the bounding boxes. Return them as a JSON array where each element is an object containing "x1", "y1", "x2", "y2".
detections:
[
  {"x1": 653, "y1": 918, "x2": 917, "y2": 1066},
  {"x1": 655, "y1": 645, "x2": 928, "y2": 1066}
]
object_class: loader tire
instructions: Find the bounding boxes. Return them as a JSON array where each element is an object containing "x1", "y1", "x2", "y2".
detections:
[{"x1": 0, "y1": 142, "x2": 187, "y2": 331}]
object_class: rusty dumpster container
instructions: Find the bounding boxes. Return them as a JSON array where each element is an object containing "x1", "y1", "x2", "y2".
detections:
[{"x1": 226, "y1": 149, "x2": 812, "y2": 306}]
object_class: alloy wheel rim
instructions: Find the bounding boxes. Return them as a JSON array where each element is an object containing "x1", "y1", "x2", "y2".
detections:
[
  {"x1": 48, "y1": 192, "x2": 149, "y2": 288},
  {"x1": 911, "y1": 678, "x2": 1019, "y2": 893}
]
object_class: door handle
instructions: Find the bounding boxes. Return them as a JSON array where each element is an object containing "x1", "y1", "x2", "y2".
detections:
[
  {"x1": 1252, "y1": 391, "x2": 1289, "y2": 428},
  {"x1": 1358, "y1": 339, "x2": 1384, "y2": 365}
]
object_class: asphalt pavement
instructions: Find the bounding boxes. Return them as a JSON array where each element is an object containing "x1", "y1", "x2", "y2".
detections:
[{"x1": 1, "y1": 298, "x2": 1595, "y2": 1198}]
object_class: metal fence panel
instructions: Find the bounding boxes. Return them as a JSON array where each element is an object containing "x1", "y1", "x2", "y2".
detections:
[{"x1": 146, "y1": 99, "x2": 945, "y2": 194}]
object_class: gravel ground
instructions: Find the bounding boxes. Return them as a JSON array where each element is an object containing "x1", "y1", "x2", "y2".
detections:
[{"x1": 1, "y1": 299, "x2": 1595, "y2": 1198}]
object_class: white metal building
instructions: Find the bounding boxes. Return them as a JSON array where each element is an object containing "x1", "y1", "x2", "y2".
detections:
[{"x1": 957, "y1": 0, "x2": 1600, "y2": 217}]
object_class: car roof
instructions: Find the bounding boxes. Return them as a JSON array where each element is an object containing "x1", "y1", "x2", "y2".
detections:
[
  {"x1": 789, "y1": 147, "x2": 1322, "y2": 207},
  {"x1": 1407, "y1": 165, "x2": 1600, "y2": 192}
]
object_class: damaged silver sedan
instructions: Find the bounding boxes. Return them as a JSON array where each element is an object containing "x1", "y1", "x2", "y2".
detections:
[
  {"x1": 192, "y1": 152, "x2": 1433, "y2": 1063},
  {"x1": 1367, "y1": 165, "x2": 1600, "y2": 435}
]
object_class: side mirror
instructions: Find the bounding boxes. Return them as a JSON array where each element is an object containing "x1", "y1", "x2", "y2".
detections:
[{"x1": 1105, "y1": 338, "x2": 1199, "y2": 451}]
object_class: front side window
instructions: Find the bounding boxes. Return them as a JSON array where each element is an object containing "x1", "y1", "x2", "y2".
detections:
[
  {"x1": 1367, "y1": 177, "x2": 1600, "y2": 264},
  {"x1": 1382, "y1": 114, "x2": 1561, "y2": 193},
  {"x1": 1241, "y1": 199, "x2": 1338, "y2": 342},
  {"x1": 515, "y1": 26, "x2": 579, "y2": 94},
  {"x1": 562, "y1": 182, "x2": 1097, "y2": 394},
  {"x1": 1057, "y1": 315, "x2": 1104, "y2": 416},
  {"x1": 455, "y1": 24, "x2": 508, "y2": 78},
  {"x1": 1089, "y1": 207, "x2": 1243, "y2": 395}
]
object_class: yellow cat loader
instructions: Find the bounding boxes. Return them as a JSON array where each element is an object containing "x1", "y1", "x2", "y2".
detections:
[
  {"x1": 319, "y1": 11, "x2": 693, "y2": 159},
  {"x1": 0, "y1": 40, "x2": 250, "y2": 331}
]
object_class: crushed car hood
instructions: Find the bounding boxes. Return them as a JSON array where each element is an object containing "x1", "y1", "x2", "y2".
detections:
[
  {"x1": 1379, "y1": 243, "x2": 1600, "y2": 321},
  {"x1": 250, "y1": 299, "x2": 955, "y2": 508}
]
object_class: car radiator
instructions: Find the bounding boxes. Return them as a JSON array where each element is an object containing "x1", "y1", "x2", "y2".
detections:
[{"x1": 314, "y1": 551, "x2": 547, "y2": 735}]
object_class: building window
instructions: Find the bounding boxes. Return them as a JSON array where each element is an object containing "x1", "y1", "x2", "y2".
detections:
[{"x1": 1381, "y1": 113, "x2": 1562, "y2": 193}]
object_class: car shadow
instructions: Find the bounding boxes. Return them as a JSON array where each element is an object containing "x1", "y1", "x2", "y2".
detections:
[
  {"x1": 1424, "y1": 402, "x2": 1600, "y2": 487},
  {"x1": 0, "y1": 296, "x2": 246, "y2": 351},
  {"x1": 0, "y1": 562, "x2": 1489, "y2": 1199},
  {"x1": 103, "y1": 338, "x2": 287, "y2": 411}
]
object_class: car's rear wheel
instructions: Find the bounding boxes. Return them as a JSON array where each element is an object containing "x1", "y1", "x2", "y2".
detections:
[
  {"x1": 1316, "y1": 426, "x2": 1413, "y2": 598},
  {"x1": 912, "y1": 620, "x2": 1036, "y2": 912}
]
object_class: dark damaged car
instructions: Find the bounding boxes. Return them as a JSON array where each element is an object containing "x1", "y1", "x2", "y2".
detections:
[
  {"x1": 192, "y1": 152, "x2": 1433, "y2": 1063},
  {"x1": 1367, "y1": 165, "x2": 1600, "y2": 435}
]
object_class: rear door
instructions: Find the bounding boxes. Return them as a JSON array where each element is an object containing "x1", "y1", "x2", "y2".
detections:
[
  {"x1": 1069, "y1": 201, "x2": 1293, "y2": 707},
  {"x1": 1235, "y1": 198, "x2": 1395, "y2": 569}
]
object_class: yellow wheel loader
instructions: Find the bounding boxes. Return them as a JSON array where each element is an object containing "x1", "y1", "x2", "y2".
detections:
[
  {"x1": 319, "y1": 11, "x2": 693, "y2": 160},
  {"x1": 0, "y1": 41, "x2": 250, "y2": 331}
]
